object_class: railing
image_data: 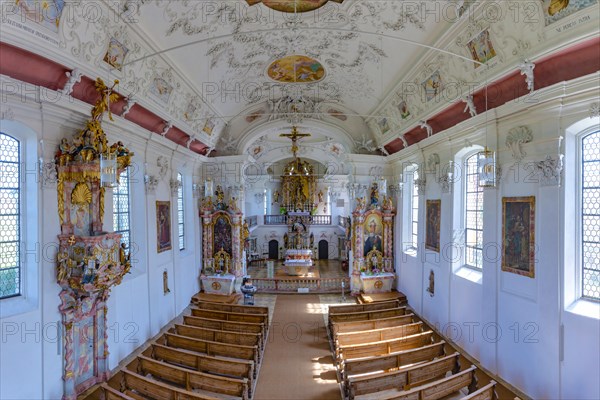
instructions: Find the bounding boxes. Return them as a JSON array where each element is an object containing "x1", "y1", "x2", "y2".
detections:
[
  {"x1": 263, "y1": 215, "x2": 332, "y2": 225},
  {"x1": 245, "y1": 215, "x2": 258, "y2": 227},
  {"x1": 253, "y1": 277, "x2": 350, "y2": 293}
]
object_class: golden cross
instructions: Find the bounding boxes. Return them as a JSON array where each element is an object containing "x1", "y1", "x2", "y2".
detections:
[{"x1": 279, "y1": 126, "x2": 311, "y2": 157}]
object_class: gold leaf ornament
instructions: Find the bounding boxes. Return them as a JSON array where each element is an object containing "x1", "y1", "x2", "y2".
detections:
[{"x1": 71, "y1": 183, "x2": 92, "y2": 205}]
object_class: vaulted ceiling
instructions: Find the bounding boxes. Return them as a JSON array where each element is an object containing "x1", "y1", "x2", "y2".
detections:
[{"x1": 2, "y1": 0, "x2": 598, "y2": 157}]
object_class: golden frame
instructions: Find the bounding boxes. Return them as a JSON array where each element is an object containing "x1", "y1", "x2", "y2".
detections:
[
  {"x1": 156, "y1": 201, "x2": 172, "y2": 253},
  {"x1": 502, "y1": 196, "x2": 535, "y2": 278}
]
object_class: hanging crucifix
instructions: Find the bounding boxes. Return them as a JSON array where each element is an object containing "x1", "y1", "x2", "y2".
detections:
[{"x1": 280, "y1": 126, "x2": 311, "y2": 158}]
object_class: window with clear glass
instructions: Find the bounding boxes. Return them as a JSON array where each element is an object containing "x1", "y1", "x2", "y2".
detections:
[
  {"x1": 465, "y1": 153, "x2": 484, "y2": 269},
  {"x1": 411, "y1": 169, "x2": 419, "y2": 249},
  {"x1": 177, "y1": 173, "x2": 185, "y2": 251},
  {"x1": 0, "y1": 133, "x2": 20, "y2": 299},
  {"x1": 113, "y1": 168, "x2": 131, "y2": 250},
  {"x1": 581, "y1": 131, "x2": 600, "y2": 300}
]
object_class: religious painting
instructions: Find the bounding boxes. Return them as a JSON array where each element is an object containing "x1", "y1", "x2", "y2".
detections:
[
  {"x1": 542, "y1": 0, "x2": 598, "y2": 26},
  {"x1": 502, "y1": 196, "x2": 535, "y2": 278},
  {"x1": 103, "y1": 37, "x2": 129, "y2": 71},
  {"x1": 397, "y1": 100, "x2": 410, "y2": 119},
  {"x1": 267, "y1": 55, "x2": 325, "y2": 83},
  {"x1": 248, "y1": 0, "x2": 343, "y2": 13},
  {"x1": 213, "y1": 214, "x2": 232, "y2": 256},
  {"x1": 425, "y1": 200, "x2": 441, "y2": 252},
  {"x1": 203, "y1": 119, "x2": 215, "y2": 135},
  {"x1": 467, "y1": 30, "x2": 496, "y2": 68},
  {"x1": 378, "y1": 117, "x2": 391, "y2": 134},
  {"x1": 15, "y1": 0, "x2": 65, "y2": 33},
  {"x1": 149, "y1": 76, "x2": 173, "y2": 105},
  {"x1": 156, "y1": 201, "x2": 172, "y2": 253},
  {"x1": 422, "y1": 71, "x2": 443, "y2": 102},
  {"x1": 363, "y1": 212, "x2": 383, "y2": 257}
]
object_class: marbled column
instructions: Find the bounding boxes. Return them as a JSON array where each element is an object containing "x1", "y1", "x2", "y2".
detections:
[{"x1": 351, "y1": 212, "x2": 365, "y2": 295}]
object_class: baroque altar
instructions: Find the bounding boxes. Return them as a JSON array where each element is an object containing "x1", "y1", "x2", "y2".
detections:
[
  {"x1": 54, "y1": 79, "x2": 133, "y2": 399},
  {"x1": 350, "y1": 182, "x2": 396, "y2": 295},
  {"x1": 200, "y1": 185, "x2": 245, "y2": 294}
]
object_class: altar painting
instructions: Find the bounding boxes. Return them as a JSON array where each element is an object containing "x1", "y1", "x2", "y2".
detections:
[
  {"x1": 213, "y1": 214, "x2": 232, "y2": 256},
  {"x1": 156, "y1": 201, "x2": 172, "y2": 253},
  {"x1": 502, "y1": 196, "x2": 535, "y2": 278},
  {"x1": 363, "y1": 213, "x2": 383, "y2": 257}
]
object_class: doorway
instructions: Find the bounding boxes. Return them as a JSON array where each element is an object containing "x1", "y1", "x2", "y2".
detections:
[
  {"x1": 268, "y1": 240, "x2": 279, "y2": 259},
  {"x1": 318, "y1": 240, "x2": 328, "y2": 260}
]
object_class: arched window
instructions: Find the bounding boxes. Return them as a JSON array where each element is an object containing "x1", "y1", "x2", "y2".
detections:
[
  {"x1": 0, "y1": 133, "x2": 21, "y2": 299},
  {"x1": 581, "y1": 131, "x2": 599, "y2": 300},
  {"x1": 177, "y1": 173, "x2": 185, "y2": 251},
  {"x1": 411, "y1": 169, "x2": 420, "y2": 249},
  {"x1": 113, "y1": 168, "x2": 131, "y2": 249},
  {"x1": 464, "y1": 153, "x2": 484, "y2": 269}
]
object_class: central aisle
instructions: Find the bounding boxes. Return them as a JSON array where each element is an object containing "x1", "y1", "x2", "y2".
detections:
[{"x1": 254, "y1": 295, "x2": 341, "y2": 400}]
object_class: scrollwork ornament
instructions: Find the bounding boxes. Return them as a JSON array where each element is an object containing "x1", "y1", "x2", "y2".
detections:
[{"x1": 506, "y1": 126, "x2": 533, "y2": 161}]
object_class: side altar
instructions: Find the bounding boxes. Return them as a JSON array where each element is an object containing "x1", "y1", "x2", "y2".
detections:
[
  {"x1": 350, "y1": 182, "x2": 396, "y2": 295},
  {"x1": 200, "y1": 185, "x2": 246, "y2": 295},
  {"x1": 54, "y1": 79, "x2": 133, "y2": 399}
]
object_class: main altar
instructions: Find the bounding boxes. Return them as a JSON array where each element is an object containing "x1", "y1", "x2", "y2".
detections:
[
  {"x1": 350, "y1": 182, "x2": 396, "y2": 295},
  {"x1": 200, "y1": 185, "x2": 246, "y2": 295}
]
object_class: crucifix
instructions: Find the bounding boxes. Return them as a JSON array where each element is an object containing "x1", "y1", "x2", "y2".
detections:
[{"x1": 280, "y1": 126, "x2": 311, "y2": 157}]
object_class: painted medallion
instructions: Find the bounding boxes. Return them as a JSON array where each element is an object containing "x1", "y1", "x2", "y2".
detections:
[
  {"x1": 247, "y1": 0, "x2": 343, "y2": 13},
  {"x1": 267, "y1": 55, "x2": 325, "y2": 83}
]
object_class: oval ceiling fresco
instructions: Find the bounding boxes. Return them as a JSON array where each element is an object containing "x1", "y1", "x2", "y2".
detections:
[
  {"x1": 267, "y1": 55, "x2": 326, "y2": 83},
  {"x1": 247, "y1": 0, "x2": 344, "y2": 13}
]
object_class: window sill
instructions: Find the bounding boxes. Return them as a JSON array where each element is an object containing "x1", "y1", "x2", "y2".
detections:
[
  {"x1": 455, "y1": 265, "x2": 483, "y2": 284},
  {"x1": 566, "y1": 298, "x2": 600, "y2": 320},
  {"x1": 0, "y1": 294, "x2": 38, "y2": 319},
  {"x1": 403, "y1": 248, "x2": 418, "y2": 258}
]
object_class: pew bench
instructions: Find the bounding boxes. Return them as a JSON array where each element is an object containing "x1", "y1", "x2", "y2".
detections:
[
  {"x1": 143, "y1": 344, "x2": 255, "y2": 396},
  {"x1": 127, "y1": 355, "x2": 248, "y2": 400},
  {"x1": 331, "y1": 314, "x2": 415, "y2": 337},
  {"x1": 192, "y1": 301, "x2": 269, "y2": 325},
  {"x1": 159, "y1": 333, "x2": 259, "y2": 365},
  {"x1": 341, "y1": 341, "x2": 447, "y2": 389},
  {"x1": 348, "y1": 352, "x2": 461, "y2": 400},
  {"x1": 336, "y1": 321, "x2": 424, "y2": 348},
  {"x1": 191, "y1": 308, "x2": 268, "y2": 325},
  {"x1": 328, "y1": 307, "x2": 407, "y2": 333},
  {"x1": 353, "y1": 365, "x2": 478, "y2": 400},
  {"x1": 172, "y1": 324, "x2": 263, "y2": 352},
  {"x1": 338, "y1": 331, "x2": 434, "y2": 361},
  {"x1": 328, "y1": 299, "x2": 401, "y2": 315},
  {"x1": 462, "y1": 381, "x2": 498, "y2": 400},
  {"x1": 183, "y1": 315, "x2": 266, "y2": 344}
]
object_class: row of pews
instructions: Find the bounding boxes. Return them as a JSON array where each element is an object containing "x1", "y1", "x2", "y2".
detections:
[
  {"x1": 84, "y1": 300, "x2": 269, "y2": 400},
  {"x1": 328, "y1": 299, "x2": 499, "y2": 400}
]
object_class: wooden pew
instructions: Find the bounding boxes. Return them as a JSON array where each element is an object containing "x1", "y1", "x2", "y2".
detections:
[
  {"x1": 336, "y1": 322, "x2": 424, "y2": 348},
  {"x1": 191, "y1": 308, "x2": 268, "y2": 325},
  {"x1": 192, "y1": 301, "x2": 269, "y2": 323},
  {"x1": 331, "y1": 314, "x2": 414, "y2": 336},
  {"x1": 127, "y1": 355, "x2": 248, "y2": 400},
  {"x1": 183, "y1": 315, "x2": 265, "y2": 343},
  {"x1": 328, "y1": 307, "x2": 407, "y2": 330},
  {"x1": 462, "y1": 381, "x2": 498, "y2": 400},
  {"x1": 353, "y1": 365, "x2": 478, "y2": 400},
  {"x1": 172, "y1": 324, "x2": 262, "y2": 352},
  {"x1": 329, "y1": 300, "x2": 401, "y2": 315},
  {"x1": 348, "y1": 352, "x2": 461, "y2": 400},
  {"x1": 108, "y1": 370, "x2": 219, "y2": 400},
  {"x1": 143, "y1": 344, "x2": 255, "y2": 394},
  {"x1": 160, "y1": 333, "x2": 258, "y2": 365},
  {"x1": 342, "y1": 341, "x2": 446, "y2": 389},
  {"x1": 338, "y1": 331, "x2": 434, "y2": 361},
  {"x1": 85, "y1": 383, "x2": 138, "y2": 400}
]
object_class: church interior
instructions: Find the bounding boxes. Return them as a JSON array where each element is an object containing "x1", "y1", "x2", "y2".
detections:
[{"x1": 0, "y1": 1, "x2": 599, "y2": 399}]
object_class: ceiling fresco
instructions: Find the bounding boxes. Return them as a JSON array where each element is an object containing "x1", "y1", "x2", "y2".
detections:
[
  {"x1": 246, "y1": 0, "x2": 344, "y2": 13},
  {"x1": 267, "y1": 55, "x2": 326, "y2": 83}
]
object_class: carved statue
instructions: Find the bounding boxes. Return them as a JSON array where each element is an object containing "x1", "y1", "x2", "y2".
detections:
[
  {"x1": 215, "y1": 185, "x2": 224, "y2": 204},
  {"x1": 370, "y1": 182, "x2": 379, "y2": 206}
]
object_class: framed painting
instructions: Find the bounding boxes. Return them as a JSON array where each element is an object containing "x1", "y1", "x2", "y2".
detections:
[
  {"x1": 467, "y1": 29, "x2": 496, "y2": 68},
  {"x1": 103, "y1": 37, "x2": 129, "y2": 71},
  {"x1": 363, "y1": 212, "x2": 383, "y2": 257},
  {"x1": 542, "y1": 0, "x2": 598, "y2": 26},
  {"x1": 425, "y1": 200, "x2": 441, "y2": 252},
  {"x1": 422, "y1": 71, "x2": 443, "y2": 102},
  {"x1": 502, "y1": 196, "x2": 535, "y2": 277},
  {"x1": 156, "y1": 201, "x2": 172, "y2": 253}
]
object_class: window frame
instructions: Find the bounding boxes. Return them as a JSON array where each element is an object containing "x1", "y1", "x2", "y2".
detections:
[
  {"x1": 177, "y1": 172, "x2": 185, "y2": 251},
  {"x1": 402, "y1": 164, "x2": 420, "y2": 254},
  {"x1": 113, "y1": 167, "x2": 132, "y2": 251},
  {"x1": 463, "y1": 152, "x2": 484, "y2": 270},
  {"x1": 0, "y1": 133, "x2": 21, "y2": 299}
]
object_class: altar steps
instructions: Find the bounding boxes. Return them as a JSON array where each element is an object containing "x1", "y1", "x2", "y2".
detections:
[{"x1": 357, "y1": 291, "x2": 407, "y2": 305}]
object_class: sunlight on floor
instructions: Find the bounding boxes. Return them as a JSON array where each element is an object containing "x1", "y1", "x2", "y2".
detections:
[{"x1": 311, "y1": 356, "x2": 338, "y2": 384}]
